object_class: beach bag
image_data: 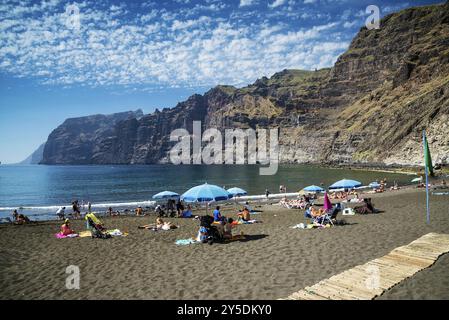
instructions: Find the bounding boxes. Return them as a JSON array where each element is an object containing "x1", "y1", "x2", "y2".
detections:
[
  {"x1": 197, "y1": 226, "x2": 209, "y2": 243},
  {"x1": 91, "y1": 229, "x2": 111, "y2": 239}
]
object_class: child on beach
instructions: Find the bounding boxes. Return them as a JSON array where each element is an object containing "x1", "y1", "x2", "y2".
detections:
[
  {"x1": 135, "y1": 206, "x2": 144, "y2": 216},
  {"x1": 12, "y1": 209, "x2": 19, "y2": 222},
  {"x1": 223, "y1": 218, "x2": 234, "y2": 240}
]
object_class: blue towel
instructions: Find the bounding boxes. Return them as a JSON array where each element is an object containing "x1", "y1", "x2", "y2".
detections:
[{"x1": 175, "y1": 239, "x2": 199, "y2": 246}]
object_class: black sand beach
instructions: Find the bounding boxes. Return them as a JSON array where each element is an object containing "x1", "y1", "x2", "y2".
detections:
[{"x1": 1, "y1": 188, "x2": 448, "y2": 300}]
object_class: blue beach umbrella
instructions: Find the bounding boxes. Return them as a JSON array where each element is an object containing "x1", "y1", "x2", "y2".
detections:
[
  {"x1": 181, "y1": 183, "x2": 232, "y2": 203},
  {"x1": 329, "y1": 179, "x2": 362, "y2": 190},
  {"x1": 227, "y1": 187, "x2": 248, "y2": 197},
  {"x1": 152, "y1": 191, "x2": 180, "y2": 200},
  {"x1": 303, "y1": 185, "x2": 325, "y2": 193}
]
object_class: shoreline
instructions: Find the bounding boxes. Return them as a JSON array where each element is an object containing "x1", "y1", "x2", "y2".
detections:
[{"x1": 2, "y1": 182, "x2": 447, "y2": 224}]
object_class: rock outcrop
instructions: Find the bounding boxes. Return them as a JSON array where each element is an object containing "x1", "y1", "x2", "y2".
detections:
[{"x1": 40, "y1": 3, "x2": 449, "y2": 167}]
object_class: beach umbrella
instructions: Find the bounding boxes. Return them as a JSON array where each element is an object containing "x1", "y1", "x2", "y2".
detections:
[
  {"x1": 303, "y1": 185, "x2": 325, "y2": 193},
  {"x1": 323, "y1": 192, "x2": 332, "y2": 211},
  {"x1": 152, "y1": 191, "x2": 180, "y2": 200},
  {"x1": 411, "y1": 177, "x2": 423, "y2": 183},
  {"x1": 369, "y1": 182, "x2": 381, "y2": 189},
  {"x1": 181, "y1": 183, "x2": 232, "y2": 203},
  {"x1": 329, "y1": 179, "x2": 362, "y2": 190},
  {"x1": 227, "y1": 187, "x2": 248, "y2": 197}
]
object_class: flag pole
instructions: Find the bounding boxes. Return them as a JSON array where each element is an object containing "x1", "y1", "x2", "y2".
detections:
[{"x1": 423, "y1": 130, "x2": 430, "y2": 225}]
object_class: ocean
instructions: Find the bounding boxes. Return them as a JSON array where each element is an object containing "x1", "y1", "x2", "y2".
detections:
[{"x1": 0, "y1": 164, "x2": 414, "y2": 221}]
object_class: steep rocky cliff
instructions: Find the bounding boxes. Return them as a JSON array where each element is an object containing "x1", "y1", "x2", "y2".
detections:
[
  {"x1": 41, "y1": 2, "x2": 449, "y2": 166},
  {"x1": 41, "y1": 110, "x2": 143, "y2": 164}
]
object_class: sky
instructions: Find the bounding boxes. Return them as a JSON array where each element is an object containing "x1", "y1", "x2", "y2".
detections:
[{"x1": 0, "y1": 0, "x2": 444, "y2": 163}]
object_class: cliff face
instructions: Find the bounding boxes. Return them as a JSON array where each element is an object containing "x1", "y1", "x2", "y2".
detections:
[
  {"x1": 19, "y1": 143, "x2": 45, "y2": 165},
  {"x1": 41, "y1": 110, "x2": 143, "y2": 164},
  {"x1": 41, "y1": 3, "x2": 449, "y2": 166}
]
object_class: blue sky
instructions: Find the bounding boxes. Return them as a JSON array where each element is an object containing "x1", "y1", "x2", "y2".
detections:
[{"x1": 0, "y1": 0, "x2": 443, "y2": 163}]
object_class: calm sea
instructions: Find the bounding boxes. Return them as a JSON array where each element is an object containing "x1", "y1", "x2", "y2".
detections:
[{"x1": 0, "y1": 164, "x2": 413, "y2": 221}]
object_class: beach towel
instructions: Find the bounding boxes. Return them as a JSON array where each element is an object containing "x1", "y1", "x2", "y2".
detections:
[
  {"x1": 55, "y1": 233, "x2": 79, "y2": 239},
  {"x1": 433, "y1": 192, "x2": 449, "y2": 196},
  {"x1": 79, "y1": 231, "x2": 92, "y2": 238},
  {"x1": 78, "y1": 230, "x2": 128, "y2": 238},
  {"x1": 233, "y1": 219, "x2": 260, "y2": 225},
  {"x1": 105, "y1": 229, "x2": 128, "y2": 237},
  {"x1": 291, "y1": 223, "x2": 329, "y2": 230},
  {"x1": 175, "y1": 239, "x2": 199, "y2": 246}
]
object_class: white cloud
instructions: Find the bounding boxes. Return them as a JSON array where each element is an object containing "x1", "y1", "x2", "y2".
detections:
[
  {"x1": 239, "y1": 0, "x2": 256, "y2": 7},
  {"x1": 268, "y1": 0, "x2": 286, "y2": 9},
  {"x1": 0, "y1": 0, "x2": 350, "y2": 90}
]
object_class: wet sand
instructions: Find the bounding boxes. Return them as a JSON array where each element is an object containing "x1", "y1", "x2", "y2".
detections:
[{"x1": 1, "y1": 188, "x2": 448, "y2": 300}]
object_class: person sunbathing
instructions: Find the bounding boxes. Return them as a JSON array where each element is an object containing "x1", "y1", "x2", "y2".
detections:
[
  {"x1": 237, "y1": 207, "x2": 251, "y2": 221},
  {"x1": 310, "y1": 207, "x2": 325, "y2": 218},
  {"x1": 156, "y1": 218, "x2": 178, "y2": 230},
  {"x1": 59, "y1": 219, "x2": 76, "y2": 236}
]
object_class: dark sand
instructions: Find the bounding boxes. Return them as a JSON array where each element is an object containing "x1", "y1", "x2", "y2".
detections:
[{"x1": 1, "y1": 189, "x2": 448, "y2": 300}]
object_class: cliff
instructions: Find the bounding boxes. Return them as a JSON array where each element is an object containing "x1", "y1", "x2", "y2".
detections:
[
  {"x1": 41, "y1": 3, "x2": 449, "y2": 167},
  {"x1": 41, "y1": 110, "x2": 143, "y2": 165},
  {"x1": 18, "y1": 143, "x2": 45, "y2": 165}
]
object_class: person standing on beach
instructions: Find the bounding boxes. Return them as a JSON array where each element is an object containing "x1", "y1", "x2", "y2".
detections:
[
  {"x1": 87, "y1": 202, "x2": 92, "y2": 213},
  {"x1": 176, "y1": 200, "x2": 184, "y2": 218},
  {"x1": 56, "y1": 207, "x2": 66, "y2": 220},
  {"x1": 265, "y1": 189, "x2": 271, "y2": 198},
  {"x1": 72, "y1": 201, "x2": 81, "y2": 219},
  {"x1": 12, "y1": 209, "x2": 19, "y2": 222}
]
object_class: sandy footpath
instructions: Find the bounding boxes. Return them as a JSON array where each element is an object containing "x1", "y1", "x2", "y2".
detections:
[{"x1": 1, "y1": 188, "x2": 448, "y2": 300}]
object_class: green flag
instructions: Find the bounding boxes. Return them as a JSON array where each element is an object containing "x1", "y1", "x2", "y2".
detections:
[{"x1": 424, "y1": 133, "x2": 434, "y2": 177}]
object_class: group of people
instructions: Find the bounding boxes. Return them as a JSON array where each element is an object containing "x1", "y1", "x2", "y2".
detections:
[
  {"x1": 154, "y1": 200, "x2": 193, "y2": 218},
  {"x1": 56, "y1": 211, "x2": 107, "y2": 238},
  {"x1": 56, "y1": 200, "x2": 93, "y2": 220},
  {"x1": 280, "y1": 197, "x2": 309, "y2": 210},
  {"x1": 11, "y1": 210, "x2": 31, "y2": 224}
]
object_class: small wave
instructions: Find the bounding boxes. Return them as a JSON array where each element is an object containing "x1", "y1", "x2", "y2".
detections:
[{"x1": 0, "y1": 200, "x2": 157, "y2": 212}]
